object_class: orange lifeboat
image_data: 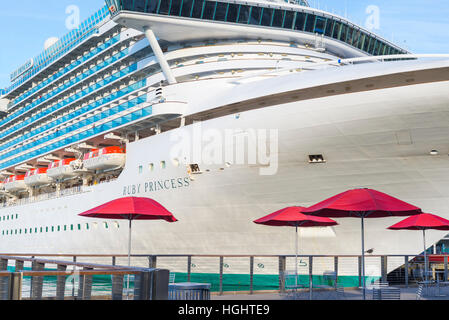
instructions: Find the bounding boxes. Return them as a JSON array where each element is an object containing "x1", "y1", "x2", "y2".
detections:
[
  {"x1": 47, "y1": 158, "x2": 78, "y2": 181},
  {"x1": 83, "y1": 146, "x2": 126, "y2": 171},
  {"x1": 4, "y1": 175, "x2": 27, "y2": 192},
  {"x1": 24, "y1": 168, "x2": 52, "y2": 187}
]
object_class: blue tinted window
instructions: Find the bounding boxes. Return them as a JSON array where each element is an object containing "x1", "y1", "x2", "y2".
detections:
[
  {"x1": 191, "y1": 0, "x2": 204, "y2": 18},
  {"x1": 181, "y1": 0, "x2": 194, "y2": 16},
  {"x1": 148, "y1": 0, "x2": 160, "y2": 13},
  {"x1": 202, "y1": 1, "x2": 216, "y2": 20},
  {"x1": 214, "y1": 2, "x2": 227, "y2": 21},
  {"x1": 226, "y1": 4, "x2": 238, "y2": 22},
  {"x1": 260, "y1": 8, "x2": 273, "y2": 26},
  {"x1": 304, "y1": 14, "x2": 315, "y2": 32},
  {"x1": 135, "y1": 0, "x2": 146, "y2": 11},
  {"x1": 324, "y1": 19, "x2": 334, "y2": 36},
  {"x1": 249, "y1": 6, "x2": 261, "y2": 25},
  {"x1": 283, "y1": 10, "x2": 295, "y2": 29},
  {"x1": 272, "y1": 9, "x2": 284, "y2": 28},
  {"x1": 158, "y1": 0, "x2": 170, "y2": 14},
  {"x1": 170, "y1": 0, "x2": 182, "y2": 15},
  {"x1": 294, "y1": 12, "x2": 306, "y2": 30},
  {"x1": 315, "y1": 16, "x2": 326, "y2": 34},
  {"x1": 123, "y1": 0, "x2": 134, "y2": 10},
  {"x1": 237, "y1": 5, "x2": 250, "y2": 24}
]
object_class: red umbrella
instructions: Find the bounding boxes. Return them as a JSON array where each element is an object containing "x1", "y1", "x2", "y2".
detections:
[
  {"x1": 388, "y1": 213, "x2": 449, "y2": 282},
  {"x1": 79, "y1": 197, "x2": 177, "y2": 297},
  {"x1": 302, "y1": 188, "x2": 421, "y2": 299},
  {"x1": 254, "y1": 207, "x2": 338, "y2": 286}
]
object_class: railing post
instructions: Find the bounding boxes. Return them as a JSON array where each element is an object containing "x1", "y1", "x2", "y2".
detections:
[
  {"x1": 0, "y1": 258, "x2": 8, "y2": 299},
  {"x1": 9, "y1": 272, "x2": 23, "y2": 300},
  {"x1": 149, "y1": 255, "x2": 157, "y2": 269},
  {"x1": 14, "y1": 260, "x2": 24, "y2": 272},
  {"x1": 278, "y1": 256, "x2": 286, "y2": 293},
  {"x1": 334, "y1": 256, "x2": 338, "y2": 289},
  {"x1": 77, "y1": 267, "x2": 93, "y2": 300},
  {"x1": 56, "y1": 264, "x2": 67, "y2": 300},
  {"x1": 309, "y1": 256, "x2": 313, "y2": 300},
  {"x1": 404, "y1": 256, "x2": 409, "y2": 288},
  {"x1": 112, "y1": 274, "x2": 124, "y2": 300},
  {"x1": 30, "y1": 261, "x2": 45, "y2": 300},
  {"x1": 358, "y1": 256, "x2": 362, "y2": 288},
  {"x1": 219, "y1": 256, "x2": 224, "y2": 295},
  {"x1": 250, "y1": 256, "x2": 254, "y2": 295},
  {"x1": 381, "y1": 256, "x2": 387, "y2": 283},
  {"x1": 444, "y1": 255, "x2": 448, "y2": 281},
  {"x1": 187, "y1": 256, "x2": 192, "y2": 282},
  {"x1": 112, "y1": 256, "x2": 116, "y2": 266}
]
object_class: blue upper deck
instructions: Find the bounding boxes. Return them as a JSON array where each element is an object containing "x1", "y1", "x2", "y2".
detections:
[{"x1": 3, "y1": 6, "x2": 110, "y2": 98}]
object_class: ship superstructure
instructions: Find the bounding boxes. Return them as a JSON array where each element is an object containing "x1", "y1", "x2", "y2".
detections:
[{"x1": 0, "y1": 0, "x2": 449, "y2": 287}]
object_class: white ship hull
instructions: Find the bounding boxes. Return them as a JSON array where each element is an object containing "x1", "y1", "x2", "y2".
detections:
[{"x1": 1, "y1": 67, "x2": 449, "y2": 281}]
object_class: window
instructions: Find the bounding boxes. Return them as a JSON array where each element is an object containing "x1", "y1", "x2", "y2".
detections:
[
  {"x1": 134, "y1": 0, "x2": 146, "y2": 12},
  {"x1": 158, "y1": 0, "x2": 170, "y2": 15},
  {"x1": 304, "y1": 14, "x2": 316, "y2": 32},
  {"x1": 180, "y1": 0, "x2": 194, "y2": 17},
  {"x1": 283, "y1": 11, "x2": 295, "y2": 29},
  {"x1": 314, "y1": 16, "x2": 326, "y2": 34},
  {"x1": 260, "y1": 8, "x2": 273, "y2": 26},
  {"x1": 346, "y1": 27, "x2": 354, "y2": 45},
  {"x1": 139, "y1": 165, "x2": 143, "y2": 174},
  {"x1": 78, "y1": 224, "x2": 81, "y2": 230},
  {"x1": 123, "y1": 0, "x2": 134, "y2": 10},
  {"x1": 324, "y1": 18, "x2": 334, "y2": 36},
  {"x1": 272, "y1": 10, "x2": 284, "y2": 28},
  {"x1": 214, "y1": 2, "x2": 227, "y2": 21},
  {"x1": 202, "y1": 1, "x2": 216, "y2": 20},
  {"x1": 237, "y1": 5, "x2": 250, "y2": 24},
  {"x1": 148, "y1": 0, "x2": 160, "y2": 13},
  {"x1": 339, "y1": 23, "x2": 348, "y2": 41},
  {"x1": 161, "y1": 161, "x2": 166, "y2": 169},
  {"x1": 294, "y1": 12, "x2": 306, "y2": 30},
  {"x1": 170, "y1": 0, "x2": 182, "y2": 15},
  {"x1": 226, "y1": 3, "x2": 238, "y2": 22},
  {"x1": 149, "y1": 163, "x2": 154, "y2": 171},
  {"x1": 191, "y1": 0, "x2": 204, "y2": 18},
  {"x1": 104, "y1": 222, "x2": 109, "y2": 229},
  {"x1": 70, "y1": 224, "x2": 74, "y2": 231},
  {"x1": 332, "y1": 21, "x2": 341, "y2": 39},
  {"x1": 249, "y1": 6, "x2": 261, "y2": 25}
]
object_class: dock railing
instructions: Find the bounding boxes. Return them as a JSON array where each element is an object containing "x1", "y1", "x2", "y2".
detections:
[
  {"x1": 0, "y1": 255, "x2": 169, "y2": 300},
  {"x1": 1, "y1": 253, "x2": 448, "y2": 298}
]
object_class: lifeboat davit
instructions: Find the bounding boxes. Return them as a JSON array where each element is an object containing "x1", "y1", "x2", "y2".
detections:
[
  {"x1": 4, "y1": 175, "x2": 27, "y2": 192},
  {"x1": 24, "y1": 168, "x2": 52, "y2": 187},
  {"x1": 83, "y1": 146, "x2": 126, "y2": 171},
  {"x1": 47, "y1": 158, "x2": 78, "y2": 181}
]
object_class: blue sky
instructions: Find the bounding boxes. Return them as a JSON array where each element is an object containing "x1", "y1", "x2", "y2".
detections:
[{"x1": 0, "y1": 0, "x2": 448, "y2": 89}]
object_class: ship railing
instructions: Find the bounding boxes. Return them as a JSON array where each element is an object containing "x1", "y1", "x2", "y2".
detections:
[
  {"x1": 2, "y1": 253, "x2": 449, "y2": 299},
  {"x1": 0, "y1": 255, "x2": 169, "y2": 300},
  {"x1": 231, "y1": 53, "x2": 449, "y2": 83}
]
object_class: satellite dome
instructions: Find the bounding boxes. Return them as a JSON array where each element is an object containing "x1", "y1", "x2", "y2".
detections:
[{"x1": 44, "y1": 37, "x2": 59, "y2": 50}]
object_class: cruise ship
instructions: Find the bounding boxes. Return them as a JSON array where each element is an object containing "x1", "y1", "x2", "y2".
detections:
[{"x1": 1, "y1": 0, "x2": 449, "y2": 288}]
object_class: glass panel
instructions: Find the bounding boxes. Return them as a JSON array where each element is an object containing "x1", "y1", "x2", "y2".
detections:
[
  {"x1": 283, "y1": 10, "x2": 295, "y2": 29},
  {"x1": 134, "y1": 0, "x2": 146, "y2": 11},
  {"x1": 353, "y1": 30, "x2": 361, "y2": 48},
  {"x1": 314, "y1": 16, "x2": 326, "y2": 34},
  {"x1": 123, "y1": 0, "x2": 134, "y2": 10},
  {"x1": 332, "y1": 21, "x2": 341, "y2": 39},
  {"x1": 294, "y1": 12, "x2": 306, "y2": 30},
  {"x1": 180, "y1": 0, "x2": 193, "y2": 16},
  {"x1": 202, "y1": 1, "x2": 216, "y2": 20},
  {"x1": 339, "y1": 23, "x2": 348, "y2": 41},
  {"x1": 226, "y1": 3, "x2": 238, "y2": 22},
  {"x1": 346, "y1": 26, "x2": 353, "y2": 45},
  {"x1": 191, "y1": 0, "x2": 204, "y2": 18},
  {"x1": 170, "y1": 0, "x2": 182, "y2": 15},
  {"x1": 362, "y1": 34, "x2": 370, "y2": 52},
  {"x1": 272, "y1": 9, "x2": 284, "y2": 28},
  {"x1": 214, "y1": 2, "x2": 227, "y2": 21},
  {"x1": 368, "y1": 38, "x2": 376, "y2": 54},
  {"x1": 324, "y1": 18, "x2": 334, "y2": 36},
  {"x1": 249, "y1": 6, "x2": 261, "y2": 25},
  {"x1": 237, "y1": 5, "x2": 250, "y2": 24},
  {"x1": 304, "y1": 13, "x2": 315, "y2": 32},
  {"x1": 260, "y1": 8, "x2": 273, "y2": 26},
  {"x1": 158, "y1": 0, "x2": 170, "y2": 14}
]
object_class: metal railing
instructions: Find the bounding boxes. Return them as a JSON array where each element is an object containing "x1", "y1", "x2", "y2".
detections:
[
  {"x1": 0, "y1": 255, "x2": 169, "y2": 300},
  {"x1": 1, "y1": 253, "x2": 448, "y2": 296}
]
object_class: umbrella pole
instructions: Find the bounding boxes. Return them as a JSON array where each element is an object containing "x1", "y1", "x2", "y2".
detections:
[
  {"x1": 423, "y1": 229, "x2": 428, "y2": 283},
  {"x1": 361, "y1": 216, "x2": 366, "y2": 300},
  {"x1": 295, "y1": 224, "x2": 298, "y2": 287},
  {"x1": 126, "y1": 219, "x2": 132, "y2": 299}
]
